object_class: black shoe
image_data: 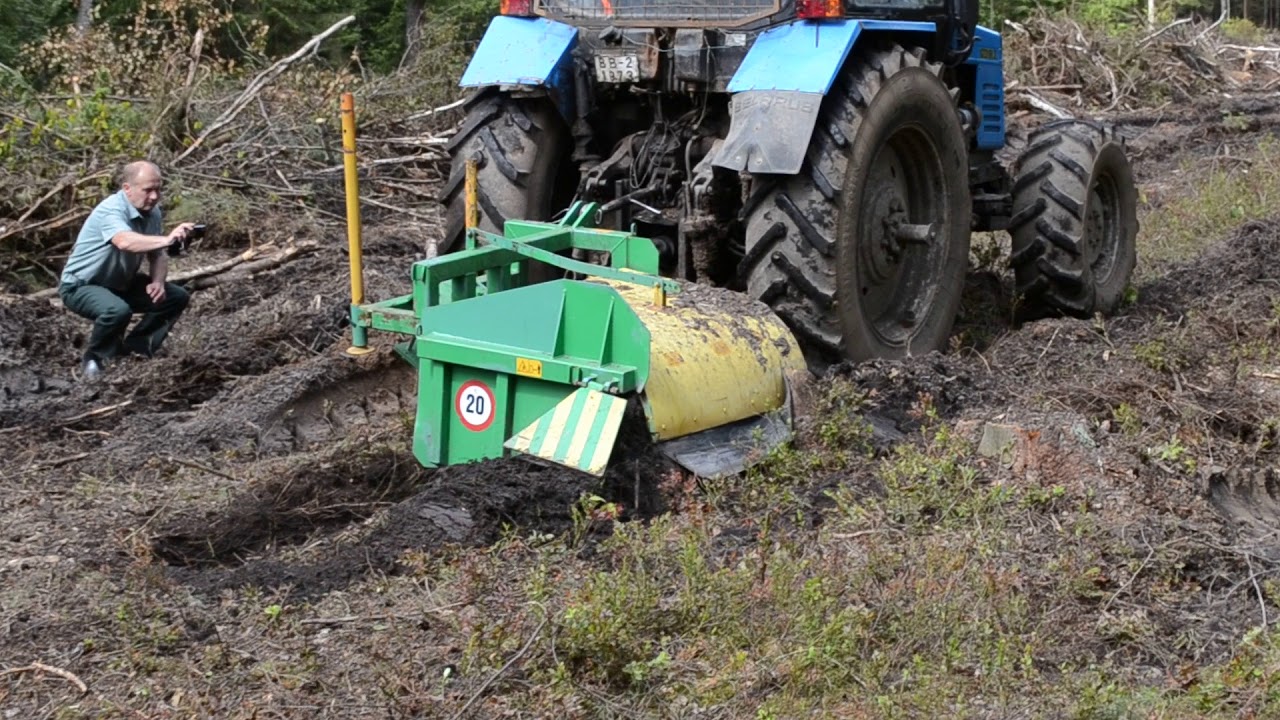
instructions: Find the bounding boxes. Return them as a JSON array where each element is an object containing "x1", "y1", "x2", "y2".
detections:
[
  {"x1": 82, "y1": 358, "x2": 103, "y2": 381},
  {"x1": 124, "y1": 340, "x2": 152, "y2": 358}
]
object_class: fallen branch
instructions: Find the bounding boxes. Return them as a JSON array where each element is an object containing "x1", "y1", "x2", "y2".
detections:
[
  {"x1": 185, "y1": 241, "x2": 319, "y2": 290},
  {"x1": 0, "y1": 662, "x2": 88, "y2": 695},
  {"x1": 310, "y1": 152, "x2": 445, "y2": 176},
  {"x1": 403, "y1": 96, "x2": 468, "y2": 122},
  {"x1": 16, "y1": 170, "x2": 110, "y2": 225},
  {"x1": 59, "y1": 401, "x2": 133, "y2": 426},
  {"x1": 1139, "y1": 17, "x2": 1193, "y2": 47},
  {"x1": 449, "y1": 617, "x2": 546, "y2": 720},
  {"x1": 0, "y1": 208, "x2": 90, "y2": 244},
  {"x1": 170, "y1": 244, "x2": 274, "y2": 282},
  {"x1": 1019, "y1": 90, "x2": 1072, "y2": 119},
  {"x1": 164, "y1": 455, "x2": 245, "y2": 484},
  {"x1": 1220, "y1": 44, "x2": 1280, "y2": 53},
  {"x1": 1007, "y1": 82, "x2": 1085, "y2": 91},
  {"x1": 173, "y1": 15, "x2": 355, "y2": 164},
  {"x1": 35, "y1": 452, "x2": 90, "y2": 469},
  {"x1": 361, "y1": 197, "x2": 438, "y2": 223}
]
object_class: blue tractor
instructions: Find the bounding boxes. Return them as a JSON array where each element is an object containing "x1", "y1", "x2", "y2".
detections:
[{"x1": 440, "y1": 0, "x2": 1139, "y2": 366}]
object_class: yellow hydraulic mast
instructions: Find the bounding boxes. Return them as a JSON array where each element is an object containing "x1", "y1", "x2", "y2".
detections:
[{"x1": 342, "y1": 91, "x2": 373, "y2": 356}]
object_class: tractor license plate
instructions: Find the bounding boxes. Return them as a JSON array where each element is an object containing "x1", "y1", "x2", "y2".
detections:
[{"x1": 594, "y1": 54, "x2": 640, "y2": 83}]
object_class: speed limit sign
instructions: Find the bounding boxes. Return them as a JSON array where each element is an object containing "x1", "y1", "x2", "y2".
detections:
[{"x1": 455, "y1": 380, "x2": 495, "y2": 432}]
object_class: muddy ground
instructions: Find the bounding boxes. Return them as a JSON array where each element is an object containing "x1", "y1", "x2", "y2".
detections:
[{"x1": 4, "y1": 93, "x2": 1280, "y2": 716}]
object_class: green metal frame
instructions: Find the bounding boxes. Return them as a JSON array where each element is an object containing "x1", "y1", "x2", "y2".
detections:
[
  {"x1": 349, "y1": 202, "x2": 678, "y2": 343},
  {"x1": 349, "y1": 202, "x2": 673, "y2": 469}
]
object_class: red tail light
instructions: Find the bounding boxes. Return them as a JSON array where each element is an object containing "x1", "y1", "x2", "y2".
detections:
[
  {"x1": 796, "y1": 0, "x2": 842, "y2": 18},
  {"x1": 501, "y1": 0, "x2": 536, "y2": 15}
]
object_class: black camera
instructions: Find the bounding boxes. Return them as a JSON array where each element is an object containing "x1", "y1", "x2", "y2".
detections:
[{"x1": 168, "y1": 224, "x2": 206, "y2": 257}]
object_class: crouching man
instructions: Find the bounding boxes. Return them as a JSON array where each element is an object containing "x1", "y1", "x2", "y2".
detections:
[{"x1": 59, "y1": 160, "x2": 195, "y2": 380}]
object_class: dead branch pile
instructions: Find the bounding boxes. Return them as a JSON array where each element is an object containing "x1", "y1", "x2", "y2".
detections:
[
  {"x1": 0, "y1": 16, "x2": 476, "y2": 292},
  {"x1": 1004, "y1": 14, "x2": 1280, "y2": 117}
]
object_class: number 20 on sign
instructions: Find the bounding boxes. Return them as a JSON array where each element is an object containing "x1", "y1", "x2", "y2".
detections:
[{"x1": 455, "y1": 380, "x2": 495, "y2": 432}]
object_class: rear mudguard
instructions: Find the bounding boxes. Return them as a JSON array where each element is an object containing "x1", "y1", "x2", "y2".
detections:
[
  {"x1": 459, "y1": 16, "x2": 578, "y2": 121},
  {"x1": 713, "y1": 20, "x2": 1006, "y2": 174},
  {"x1": 713, "y1": 19, "x2": 933, "y2": 174}
]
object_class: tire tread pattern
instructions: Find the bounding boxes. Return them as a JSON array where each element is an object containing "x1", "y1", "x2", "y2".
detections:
[
  {"x1": 440, "y1": 91, "x2": 558, "y2": 255},
  {"x1": 1009, "y1": 119, "x2": 1138, "y2": 317},
  {"x1": 739, "y1": 44, "x2": 943, "y2": 360}
]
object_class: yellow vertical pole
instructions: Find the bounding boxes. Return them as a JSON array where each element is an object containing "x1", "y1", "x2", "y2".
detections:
[
  {"x1": 342, "y1": 92, "x2": 373, "y2": 355},
  {"x1": 464, "y1": 157, "x2": 479, "y2": 244}
]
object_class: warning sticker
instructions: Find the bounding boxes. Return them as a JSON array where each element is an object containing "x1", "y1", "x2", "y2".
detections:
[
  {"x1": 515, "y1": 357, "x2": 543, "y2": 378},
  {"x1": 455, "y1": 380, "x2": 496, "y2": 432}
]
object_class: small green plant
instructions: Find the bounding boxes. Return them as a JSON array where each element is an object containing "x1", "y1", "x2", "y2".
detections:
[
  {"x1": 568, "y1": 493, "x2": 621, "y2": 547},
  {"x1": 1153, "y1": 439, "x2": 1186, "y2": 463},
  {"x1": 1021, "y1": 484, "x2": 1067, "y2": 511},
  {"x1": 1112, "y1": 403, "x2": 1142, "y2": 436},
  {"x1": 1149, "y1": 436, "x2": 1198, "y2": 474},
  {"x1": 1134, "y1": 339, "x2": 1184, "y2": 373},
  {"x1": 1222, "y1": 112, "x2": 1253, "y2": 133},
  {"x1": 874, "y1": 423, "x2": 1008, "y2": 530},
  {"x1": 622, "y1": 650, "x2": 672, "y2": 685}
]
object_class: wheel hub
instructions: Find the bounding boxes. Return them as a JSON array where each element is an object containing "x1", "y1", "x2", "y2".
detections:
[
  {"x1": 865, "y1": 191, "x2": 906, "y2": 284},
  {"x1": 1086, "y1": 175, "x2": 1120, "y2": 283}
]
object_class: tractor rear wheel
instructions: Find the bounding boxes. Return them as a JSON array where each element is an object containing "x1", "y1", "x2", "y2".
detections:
[
  {"x1": 440, "y1": 91, "x2": 569, "y2": 255},
  {"x1": 1009, "y1": 119, "x2": 1138, "y2": 318},
  {"x1": 740, "y1": 44, "x2": 971, "y2": 364}
]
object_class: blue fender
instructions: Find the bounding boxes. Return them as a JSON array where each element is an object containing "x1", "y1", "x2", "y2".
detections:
[
  {"x1": 726, "y1": 19, "x2": 936, "y2": 95},
  {"x1": 713, "y1": 19, "x2": 1008, "y2": 174},
  {"x1": 967, "y1": 26, "x2": 1006, "y2": 151},
  {"x1": 459, "y1": 16, "x2": 578, "y2": 122}
]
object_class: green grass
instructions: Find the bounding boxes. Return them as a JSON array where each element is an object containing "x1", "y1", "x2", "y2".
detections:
[
  {"x1": 429, "y1": 392, "x2": 1272, "y2": 717},
  {"x1": 1138, "y1": 135, "x2": 1280, "y2": 278},
  {"x1": 406, "y1": 366, "x2": 1280, "y2": 718}
]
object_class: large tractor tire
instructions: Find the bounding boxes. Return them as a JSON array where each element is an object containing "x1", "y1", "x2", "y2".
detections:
[
  {"x1": 740, "y1": 44, "x2": 971, "y2": 363},
  {"x1": 440, "y1": 91, "x2": 569, "y2": 255},
  {"x1": 1009, "y1": 119, "x2": 1138, "y2": 318}
]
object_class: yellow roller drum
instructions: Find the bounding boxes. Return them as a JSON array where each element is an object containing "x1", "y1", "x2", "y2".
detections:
[{"x1": 594, "y1": 278, "x2": 807, "y2": 441}]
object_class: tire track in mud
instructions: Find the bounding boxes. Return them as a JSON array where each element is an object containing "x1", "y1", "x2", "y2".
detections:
[
  {"x1": 152, "y1": 455, "x2": 599, "y2": 599},
  {"x1": 147, "y1": 394, "x2": 677, "y2": 599}
]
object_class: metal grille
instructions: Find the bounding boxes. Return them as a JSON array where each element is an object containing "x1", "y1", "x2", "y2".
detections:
[{"x1": 538, "y1": 0, "x2": 779, "y2": 27}]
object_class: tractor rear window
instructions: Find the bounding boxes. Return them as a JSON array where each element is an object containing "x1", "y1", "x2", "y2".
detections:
[{"x1": 851, "y1": 0, "x2": 945, "y2": 8}]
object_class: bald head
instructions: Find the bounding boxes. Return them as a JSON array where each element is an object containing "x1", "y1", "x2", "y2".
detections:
[
  {"x1": 122, "y1": 161, "x2": 161, "y2": 186},
  {"x1": 121, "y1": 161, "x2": 164, "y2": 213}
]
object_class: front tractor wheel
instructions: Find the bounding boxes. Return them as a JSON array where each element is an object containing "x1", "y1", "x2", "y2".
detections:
[
  {"x1": 440, "y1": 91, "x2": 569, "y2": 255},
  {"x1": 1009, "y1": 119, "x2": 1138, "y2": 318},
  {"x1": 740, "y1": 44, "x2": 971, "y2": 364}
]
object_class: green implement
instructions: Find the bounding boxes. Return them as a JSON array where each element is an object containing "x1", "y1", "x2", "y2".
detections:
[{"x1": 350, "y1": 202, "x2": 806, "y2": 477}]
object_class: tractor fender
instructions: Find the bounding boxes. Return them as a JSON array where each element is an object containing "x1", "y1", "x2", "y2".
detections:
[
  {"x1": 712, "y1": 19, "x2": 937, "y2": 175},
  {"x1": 967, "y1": 25, "x2": 1007, "y2": 151},
  {"x1": 459, "y1": 16, "x2": 578, "y2": 122}
]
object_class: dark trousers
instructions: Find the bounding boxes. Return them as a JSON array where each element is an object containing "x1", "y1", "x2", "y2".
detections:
[{"x1": 60, "y1": 275, "x2": 190, "y2": 363}]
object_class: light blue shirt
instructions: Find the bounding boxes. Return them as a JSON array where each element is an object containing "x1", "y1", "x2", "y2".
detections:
[{"x1": 60, "y1": 190, "x2": 163, "y2": 292}]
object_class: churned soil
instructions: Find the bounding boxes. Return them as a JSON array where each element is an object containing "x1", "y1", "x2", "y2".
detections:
[{"x1": 4, "y1": 100, "x2": 1280, "y2": 716}]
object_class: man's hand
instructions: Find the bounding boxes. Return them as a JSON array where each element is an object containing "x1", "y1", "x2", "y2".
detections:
[
  {"x1": 167, "y1": 222, "x2": 196, "y2": 246},
  {"x1": 146, "y1": 280, "x2": 167, "y2": 303}
]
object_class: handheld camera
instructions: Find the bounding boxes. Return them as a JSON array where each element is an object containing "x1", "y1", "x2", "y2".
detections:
[{"x1": 168, "y1": 223, "x2": 206, "y2": 257}]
